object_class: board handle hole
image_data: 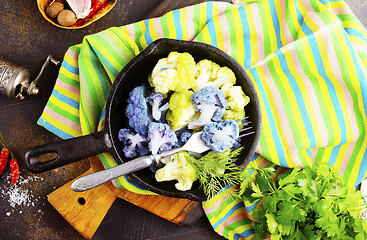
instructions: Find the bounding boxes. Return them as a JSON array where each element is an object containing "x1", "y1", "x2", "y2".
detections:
[{"x1": 78, "y1": 197, "x2": 86, "y2": 205}]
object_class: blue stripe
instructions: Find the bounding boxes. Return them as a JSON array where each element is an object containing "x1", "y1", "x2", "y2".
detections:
[
  {"x1": 37, "y1": 118, "x2": 75, "y2": 140},
  {"x1": 123, "y1": 175, "x2": 150, "y2": 190},
  {"x1": 93, "y1": 47, "x2": 120, "y2": 79},
  {"x1": 143, "y1": 19, "x2": 153, "y2": 45},
  {"x1": 306, "y1": 28, "x2": 347, "y2": 146},
  {"x1": 52, "y1": 88, "x2": 80, "y2": 109},
  {"x1": 341, "y1": 28, "x2": 367, "y2": 117},
  {"x1": 268, "y1": 0, "x2": 282, "y2": 49},
  {"x1": 345, "y1": 28, "x2": 367, "y2": 43},
  {"x1": 211, "y1": 202, "x2": 245, "y2": 229},
  {"x1": 88, "y1": 51, "x2": 112, "y2": 101},
  {"x1": 206, "y1": 2, "x2": 217, "y2": 47},
  {"x1": 277, "y1": 50, "x2": 317, "y2": 153},
  {"x1": 355, "y1": 147, "x2": 367, "y2": 188},
  {"x1": 238, "y1": 7, "x2": 252, "y2": 69},
  {"x1": 62, "y1": 60, "x2": 79, "y2": 75},
  {"x1": 245, "y1": 199, "x2": 260, "y2": 213},
  {"x1": 173, "y1": 9, "x2": 183, "y2": 40},
  {"x1": 237, "y1": 229, "x2": 255, "y2": 239},
  {"x1": 249, "y1": 68, "x2": 288, "y2": 167}
]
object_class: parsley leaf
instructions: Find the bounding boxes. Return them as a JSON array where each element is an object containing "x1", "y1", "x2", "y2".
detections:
[{"x1": 240, "y1": 161, "x2": 367, "y2": 239}]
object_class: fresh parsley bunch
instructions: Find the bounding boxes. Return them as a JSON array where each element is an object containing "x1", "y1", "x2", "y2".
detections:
[{"x1": 240, "y1": 161, "x2": 367, "y2": 239}]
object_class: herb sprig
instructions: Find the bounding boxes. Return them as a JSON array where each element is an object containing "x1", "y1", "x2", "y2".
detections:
[
  {"x1": 190, "y1": 147, "x2": 243, "y2": 199},
  {"x1": 240, "y1": 161, "x2": 367, "y2": 239}
]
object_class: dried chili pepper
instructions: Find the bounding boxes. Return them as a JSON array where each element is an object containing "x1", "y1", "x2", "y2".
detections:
[
  {"x1": 86, "y1": 0, "x2": 107, "y2": 19},
  {"x1": 0, "y1": 148, "x2": 9, "y2": 175},
  {"x1": 0, "y1": 132, "x2": 19, "y2": 185},
  {"x1": 10, "y1": 158, "x2": 19, "y2": 185}
]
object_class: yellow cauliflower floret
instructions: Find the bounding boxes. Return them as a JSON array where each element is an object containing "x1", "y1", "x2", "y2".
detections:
[{"x1": 166, "y1": 90, "x2": 196, "y2": 130}]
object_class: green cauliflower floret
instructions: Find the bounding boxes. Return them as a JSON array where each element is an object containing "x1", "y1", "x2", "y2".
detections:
[
  {"x1": 193, "y1": 59, "x2": 236, "y2": 92},
  {"x1": 148, "y1": 52, "x2": 196, "y2": 96},
  {"x1": 221, "y1": 85, "x2": 250, "y2": 121},
  {"x1": 155, "y1": 151, "x2": 198, "y2": 191},
  {"x1": 166, "y1": 90, "x2": 197, "y2": 131}
]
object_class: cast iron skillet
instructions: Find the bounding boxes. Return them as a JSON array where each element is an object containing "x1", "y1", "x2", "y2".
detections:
[{"x1": 24, "y1": 38, "x2": 261, "y2": 201}]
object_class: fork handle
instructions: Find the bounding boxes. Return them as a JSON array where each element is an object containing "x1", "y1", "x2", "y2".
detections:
[{"x1": 71, "y1": 155, "x2": 158, "y2": 192}]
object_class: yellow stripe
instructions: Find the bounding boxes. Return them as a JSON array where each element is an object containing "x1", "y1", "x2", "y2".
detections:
[
  {"x1": 263, "y1": 0, "x2": 278, "y2": 52},
  {"x1": 40, "y1": 111, "x2": 81, "y2": 137},
  {"x1": 299, "y1": 36, "x2": 341, "y2": 145},
  {"x1": 287, "y1": 0, "x2": 303, "y2": 38},
  {"x1": 282, "y1": 49, "x2": 323, "y2": 151},
  {"x1": 180, "y1": 7, "x2": 189, "y2": 40},
  {"x1": 255, "y1": 66, "x2": 282, "y2": 165},
  {"x1": 232, "y1": 9, "x2": 245, "y2": 65},
  {"x1": 246, "y1": 4, "x2": 258, "y2": 66},
  {"x1": 224, "y1": 208, "x2": 253, "y2": 239},
  {"x1": 64, "y1": 53, "x2": 79, "y2": 69},
  {"x1": 114, "y1": 27, "x2": 141, "y2": 56},
  {"x1": 54, "y1": 83, "x2": 80, "y2": 103},
  {"x1": 166, "y1": 11, "x2": 177, "y2": 39},
  {"x1": 212, "y1": 197, "x2": 242, "y2": 230},
  {"x1": 212, "y1": 3, "x2": 225, "y2": 51},
  {"x1": 274, "y1": 0, "x2": 288, "y2": 46},
  {"x1": 148, "y1": 18, "x2": 159, "y2": 41},
  {"x1": 272, "y1": 57, "x2": 308, "y2": 166},
  {"x1": 137, "y1": 21, "x2": 148, "y2": 49}
]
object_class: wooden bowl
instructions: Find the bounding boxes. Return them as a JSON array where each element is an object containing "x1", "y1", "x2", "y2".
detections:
[{"x1": 37, "y1": 0, "x2": 117, "y2": 29}]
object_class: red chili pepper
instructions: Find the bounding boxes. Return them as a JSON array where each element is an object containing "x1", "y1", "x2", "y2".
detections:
[
  {"x1": 10, "y1": 158, "x2": 19, "y2": 185},
  {"x1": 86, "y1": 0, "x2": 108, "y2": 19},
  {"x1": 0, "y1": 148, "x2": 9, "y2": 175}
]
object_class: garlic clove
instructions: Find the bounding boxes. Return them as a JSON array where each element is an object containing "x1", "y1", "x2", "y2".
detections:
[{"x1": 66, "y1": 0, "x2": 92, "y2": 19}]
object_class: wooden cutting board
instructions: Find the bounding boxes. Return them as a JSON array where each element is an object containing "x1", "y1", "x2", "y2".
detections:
[{"x1": 47, "y1": 156, "x2": 204, "y2": 239}]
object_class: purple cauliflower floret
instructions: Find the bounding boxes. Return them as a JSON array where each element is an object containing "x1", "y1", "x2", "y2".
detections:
[
  {"x1": 201, "y1": 120, "x2": 239, "y2": 153},
  {"x1": 180, "y1": 131, "x2": 192, "y2": 143},
  {"x1": 146, "y1": 92, "x2": 165, "y2": 121},
  {"x1": 148, "y1": 122, "x2": 178, "y2": 154},
  {"x1": 118, "y1": 128, "x2": 149, "y2": 158},
  {"x1": 125, "y1": 86, "x2": 150, "y2": 135},
  {"x1": 188, "y1": 86, "x2": 227, "y2": 129}
]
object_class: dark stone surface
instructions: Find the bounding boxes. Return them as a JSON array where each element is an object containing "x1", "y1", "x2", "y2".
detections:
[{"x1": 0, "y1": 0, "x2": 365, "y2": 239}]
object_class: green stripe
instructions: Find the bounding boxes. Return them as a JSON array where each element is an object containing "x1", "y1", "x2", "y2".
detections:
[
  {"x1": 325, "y1": 16, "x2": 366, "y2": 181},
  {"x1": 294, "y1": 41, "x2": 335, "y2": 145},
  {"x1": 222, "y1": 218, "x2": 254, "y2": 239},
  {"x1": 58, "y1": 72, "x2": 80, "y2": 88},
  {"x1": 266, "y1": 59, "x2": 308, "y2": 165},
  {"x1": 226, "y1": 9, "x2": 239, "y2": 62},
  {"x1": 48, "y1": 103, "x2": 80, "y2": 125},
  {"x1": 257, "y1": 1, "x2": 272, "y2": 56}
]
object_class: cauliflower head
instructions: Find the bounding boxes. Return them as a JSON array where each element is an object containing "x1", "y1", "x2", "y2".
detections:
[
  {"x1": 188, "y1": 86, "x2": 227, "y2": 129},
  {"x1": 193, "y1": 59, "x2": 236, "y2": 92},
  {"x1": 201, "y1": 120, "x2": 240, "y2": 153},
  {"x1": 149, "y1": 52, "x2": 196, "y2": 96},
  {"x1": 221, "y1": 85, "x2": 250, "y2": 121},
  {"x1": 125, "y1": 86, "x2": 150, "y2": 135},
  {"x1": 155, "y1": 151, "x2": 198, "y2": 191},
  {"x1": 166, "y1": 90, "x2": 197, "y2": 131}
]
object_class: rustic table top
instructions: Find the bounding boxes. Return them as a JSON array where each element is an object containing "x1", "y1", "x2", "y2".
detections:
[{"x1": 0, "y1": 0, "x2": 366, "y2": 240}]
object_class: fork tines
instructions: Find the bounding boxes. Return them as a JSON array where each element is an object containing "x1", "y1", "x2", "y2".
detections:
[{"x1": 236, "y1": 116, "x2": 255, "y2": 138}]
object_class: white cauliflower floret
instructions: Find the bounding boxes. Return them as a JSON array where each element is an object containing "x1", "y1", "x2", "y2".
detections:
[{"x1": 155, "y1": 151, "x2": 198, "y2": 191}]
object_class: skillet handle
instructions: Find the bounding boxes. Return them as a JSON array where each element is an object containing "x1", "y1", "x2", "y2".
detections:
[
  {"x1": 24, "y1": 131, "x2": 111, "y2": 173},
  {"x1": 71, "y1": 154, "x2": 158, "y2": 192}
]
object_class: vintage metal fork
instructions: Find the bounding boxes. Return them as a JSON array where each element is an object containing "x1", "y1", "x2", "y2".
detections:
[{"x1": 71, "y1": 117, "x2": 254, "y2": 192}]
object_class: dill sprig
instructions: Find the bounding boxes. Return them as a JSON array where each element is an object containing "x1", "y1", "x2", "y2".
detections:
[{"x1": 190, "y1": 147, "x2": 244, "y2": 199}]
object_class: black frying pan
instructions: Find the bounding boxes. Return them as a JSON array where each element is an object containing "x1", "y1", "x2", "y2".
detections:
[{"x1": 24, "y1": 39, "x2": 261, "y2": 201}]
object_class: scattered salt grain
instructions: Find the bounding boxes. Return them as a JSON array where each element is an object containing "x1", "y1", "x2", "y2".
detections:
[{"x1": 1, "y1": 175, "x2": 43, "y2": 214}]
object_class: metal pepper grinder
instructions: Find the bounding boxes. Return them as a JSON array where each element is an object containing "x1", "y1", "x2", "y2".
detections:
[{"x1": 0, "y1": 55, "x2": 61, "y2": 99}]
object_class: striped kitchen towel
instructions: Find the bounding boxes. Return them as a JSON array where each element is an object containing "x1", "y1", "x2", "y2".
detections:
[{"x1": 37, "y1": 0, "x2": 367, "y2": 239}]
